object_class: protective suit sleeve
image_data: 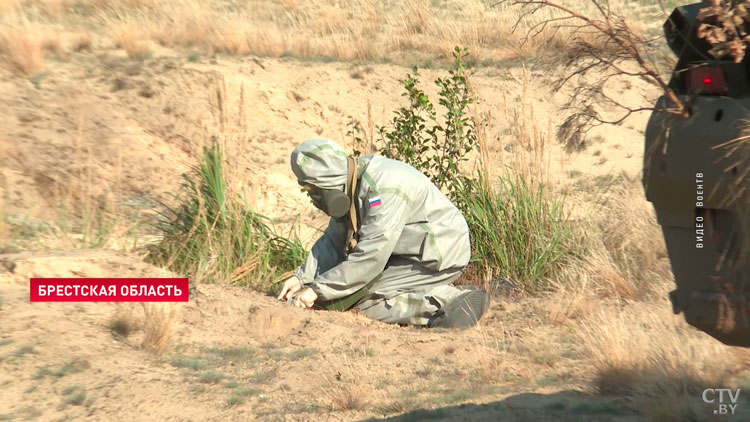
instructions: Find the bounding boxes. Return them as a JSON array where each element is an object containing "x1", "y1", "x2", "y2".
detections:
[
  {"x1": 310, "y1": 191, "x2": 410, "y2": 301},
  {"x1": 295, "y1": 218, "x2": 347, "y2": 285}
]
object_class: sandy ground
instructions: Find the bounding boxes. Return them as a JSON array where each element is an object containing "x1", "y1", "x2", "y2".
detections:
[{"x1": 4, "y1": 250, "x2": 747, "y2": 422}]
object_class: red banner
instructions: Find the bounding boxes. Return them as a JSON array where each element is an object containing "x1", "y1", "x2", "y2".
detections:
[{"x1": 29, "y1": 278, "x2": 189, "y2": 302}]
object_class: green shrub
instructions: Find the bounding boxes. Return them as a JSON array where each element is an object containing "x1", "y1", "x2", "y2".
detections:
[
  {"x1": 147, "y1": 142, "x2": 306, "y2": 292},
  {"x1": 377, "y1": 46, "x2": 478, "y2": 211},
  {"x1": 374, "y1": 46, "x2": 576, "y2": 293}
]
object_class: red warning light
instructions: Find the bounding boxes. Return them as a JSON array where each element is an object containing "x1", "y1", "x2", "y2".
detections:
[{"x1": 688, "y1": 65, "x2": 727, "y2": 95}]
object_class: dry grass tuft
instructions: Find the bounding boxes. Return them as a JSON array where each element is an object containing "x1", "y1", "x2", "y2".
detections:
[
  {"x1": 470, "y1": 325, "x2": 536, "y2": 387},
  {"x1": 578, "y1": 303, "x2": 745, "y2": 409},
  {"x1": 6, "y1": 115, "x2": 146, "y2": 253},
  {"x1": 210, "y1": 21, "x2": 250, "y2": 56},
  {"x1": 31, "y1": 0, "x2": 76, "y2": 19},
  {"x1": 595, "y1": 181, "x2": 671, "y2": 294},
  {"x1": 111, "y1": 24, "x2": 151, "y2": 59},
  {"x1": 315, "y1": 4, "x2": 348, "y2": 36},
  {"x1": 243, "y1": 24, "x2": 285, "y2": 57},
  {"x1": 0, "y1": 206, "x2": 6, "y2": 250},
  {"x1": 278, "y1": 0, "x2": 299, "y2": 12},
  {"x1": 555, "y1": 178, "x2": 671, "y2": 301},
  {"x1": 320, "y1": 361, "x2": 371, "y2": 412},
  {"x1": 109, "y1": 304, "x2": 141, "y2": 338},
  {"x1": 72, "y1": 31, "x2": 93, "y2": 51},
  {"x1": 402, "y1": 0, "x2": 431, "y2": 35},
  {"x1": 0, "y1": 149, "x2": 7, "y2": 250},
  {"x1": 323, "y1": 383, "x2": 369, "y2": 411},
  {"x1": 545, "y1": 277, "x2": 601, "y2": 324},
  {"x1": 140, "y1": 303, "x2": 179, "y2": 354},
  {"x1": 376, "y1": 399, "x2": 414, "y2": 415},
  {"x1": 0, "y1": 0, "x2": 657, "y2": 66},
  {"x1": 122, "y1": 0, "x2": 156, "y2": 7},
  {"x1": 476, "y1": 353, "x2": 511, "y2": 385},
  {"x1": 0, "y1": 23, "x2": 46, "y2": 75}
]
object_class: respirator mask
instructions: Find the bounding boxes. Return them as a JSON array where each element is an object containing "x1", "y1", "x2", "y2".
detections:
[
  {"x1": 302, "y1": 155, "x2": 358, "y2": 221},
  {"x1": 306, "y1": 187, "x2": 350, "y2": 219}
]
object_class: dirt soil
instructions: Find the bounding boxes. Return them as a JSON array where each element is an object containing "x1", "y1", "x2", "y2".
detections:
[{"x1": 0, "y1": 250, "x2": 689, "y2": 422}]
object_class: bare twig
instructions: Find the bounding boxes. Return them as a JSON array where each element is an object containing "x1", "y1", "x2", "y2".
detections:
[{"x1": 496, "y1": 0, "x2": 689, "y2": 150}]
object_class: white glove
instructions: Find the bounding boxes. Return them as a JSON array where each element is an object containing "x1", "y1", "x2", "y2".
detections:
[
  {"x1": 294, "y1": 287, "x2": 318, "y2": 309},
  {"x1": 277, "y1": 275, "x2": 303, "y2": 301}
]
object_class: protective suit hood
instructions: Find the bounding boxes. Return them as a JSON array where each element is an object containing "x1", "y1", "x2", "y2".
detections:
[{"x1": 290, "y1": 139, "x2": 348, "y2": 190}]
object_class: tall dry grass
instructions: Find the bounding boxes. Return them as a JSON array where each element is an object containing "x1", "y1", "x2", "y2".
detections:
[
  {"x1": 0, "y1": 0, "x2": 661, "y2": 71},
  {"x1": 0, "y1": 205, "x2": 7, "y2": 251},
  {"x1": 0, "y1": 21, "x2": 46, "y2": 74},
  {"x1": 108, "y1": 300, "x2": 179, "y2": 354},
  {"x1": 0, "y1": 172, "x2": 7, "y2": 252},
  {"x1": 140, "y1": 302, "x2": 179, "y2": 354},
  {"x1": 60, "y1": 117, "x2": 142, "y2": 251},
  {"x1": 109, "y1": 303, "x2": 141, "y2": 338},
  {"x1": 110, "y1": 23, "x2": 152, "y2": 59},
  {"x1": 554, "y1": 179, "x2": 672, "y2": 302},
  {"x1": 577, "y1": 303, "x2": 749, "y2": 421},
  {"x1": 461, "y1": 58, "x2": 750, "y2": 419},
  {"x1": 541, "y1": 178, "x2": 670, "y2": 324},
  {"x1": 0, "y1": 134, "x2": 6, "y2": 250}
]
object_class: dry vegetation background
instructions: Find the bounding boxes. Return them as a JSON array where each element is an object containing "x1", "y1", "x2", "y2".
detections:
[
  {"x1": 0, "y1": 0, "x2": 749, "y2": 421},
  {"x1": 0, "y1": 0, "x2": 665, "y2": 74}
]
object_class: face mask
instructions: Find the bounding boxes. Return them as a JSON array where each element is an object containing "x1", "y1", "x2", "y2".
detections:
[{"x1": 308, "y1": 188, "x2": 350, "y2": 218}]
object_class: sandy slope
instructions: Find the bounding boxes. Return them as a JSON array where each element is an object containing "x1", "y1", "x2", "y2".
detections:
[{"x1": 0, "y1": 50, "x2": 650, "y2": 243}]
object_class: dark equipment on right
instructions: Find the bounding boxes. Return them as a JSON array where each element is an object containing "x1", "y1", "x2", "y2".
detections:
[{"x1": 643, "y1": 2, "x2": 749, "y2": 347}]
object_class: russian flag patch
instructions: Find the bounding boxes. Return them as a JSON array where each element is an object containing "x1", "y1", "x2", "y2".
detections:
[{"x1": 368, "y1": 196, "x2": 382, "y2": 207}]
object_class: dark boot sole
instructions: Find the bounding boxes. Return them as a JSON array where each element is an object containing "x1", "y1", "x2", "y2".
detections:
[{"x1": 429, "y1": 290, "x2": 490, "y2": 328}]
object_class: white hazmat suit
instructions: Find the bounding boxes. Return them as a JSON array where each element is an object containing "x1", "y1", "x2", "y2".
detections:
[{"x1": 290, "y1": 139, "x2": 489, "y2": 327}]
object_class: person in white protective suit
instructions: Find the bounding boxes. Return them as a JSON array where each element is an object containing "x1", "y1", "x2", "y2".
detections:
[{"x1": 277, "y1": 138, "x2": 490, "y2": 328}]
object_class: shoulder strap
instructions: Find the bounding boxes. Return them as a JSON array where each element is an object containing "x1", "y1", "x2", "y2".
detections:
[{"x1": 345, "y1": 156, "x2": 359, "y2": 255}]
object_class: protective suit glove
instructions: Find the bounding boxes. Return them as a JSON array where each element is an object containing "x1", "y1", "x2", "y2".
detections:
[
  {"x1": 277, "y1": 275, "x2": 303, "y2": 302},
  {"x1": 294, "y1": 287, "x2": 317, "y2": 309}
]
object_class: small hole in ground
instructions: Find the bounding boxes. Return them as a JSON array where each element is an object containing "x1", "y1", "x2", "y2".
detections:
[{"x1": 715, "y1": 109, "x2": 724, "y2": 122}]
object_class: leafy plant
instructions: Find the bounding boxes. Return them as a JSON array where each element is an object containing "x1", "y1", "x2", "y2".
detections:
[
  {"x1": 378, "y1": 46, "x2": 478, "y2": 211},
  {"x1": 372, "y1": 46, "x2": 576, "y2": 292}
]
